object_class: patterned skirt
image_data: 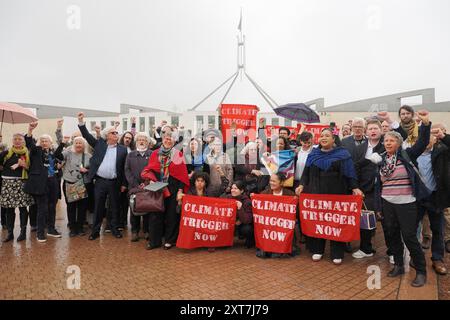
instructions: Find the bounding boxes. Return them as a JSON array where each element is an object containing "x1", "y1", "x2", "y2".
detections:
[{"x1": 0, "y1": 179, "x2": 35, "y2": 208}]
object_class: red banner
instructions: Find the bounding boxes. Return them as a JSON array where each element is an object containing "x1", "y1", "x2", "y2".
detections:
[
  {"x1": 176, "y1": 195, "x2": 237, "y2": 249},
  {"x1": 220, "y1": 104, "x2": 259, "y2": 144},
  {"x1": 265, "y1": 125, "x2": 299, "y2": 141},
  {"x1": 297, "y1": 123, "x2": 329, "y2": 144},
  {"x1": 251, "y1": 194, "x2": 297, "y2": 254},
  {"x1": 299, "y1": 193, "x2": 362, "y2": 242}
]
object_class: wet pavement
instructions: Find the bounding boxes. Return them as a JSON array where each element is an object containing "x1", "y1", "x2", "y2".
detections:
[{"x1": 0, "y1": 203, "x2": 447, "y2": 300}]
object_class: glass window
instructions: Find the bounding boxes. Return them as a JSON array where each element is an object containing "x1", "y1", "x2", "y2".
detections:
[
  {"x1": 171, "y1": 116, "x2": 179, "y2": 127},
  {"x1": 110, "y1": 121, "x2": 115, "y2": 127},
  {"x1": 196, "y1": 115, "x2": 204, "y2": 132},
  {"x1": 139, "y1": 117, "x2": 145, "y2": 132},
  {"x1": 90, "y1": 121, "x2": 96, "y2": 131},
  {"x1": 148, "y1": 117, "x2": 155, "y2": 129},
  {"x1": 101, "y1": 121, "x2": 106, "y2": 129},
  {"x1": 122, "y1": 118, "x2": 128, "y2": 131},
  {"x1": 272, "y1": 118, "x2": 279, "y2": 126},
  {"x1": 285, "y1": 119, "x2": 292, "y2": 127},
  {"x1": 208, "y1": 115, "x2": 215, "y2": 128}
]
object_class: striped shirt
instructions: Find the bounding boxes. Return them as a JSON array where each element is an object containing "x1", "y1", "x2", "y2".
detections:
[{"x1": 381, "y1": 161, "x2": 416, "y2": 204}]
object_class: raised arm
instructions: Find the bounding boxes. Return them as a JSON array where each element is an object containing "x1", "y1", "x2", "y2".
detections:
[
  {"x1": 77, "y1": 112, "x2": 98, "y2": 148},
  {"x1": 55, "y1": 119, "x2": 64, "y2": 144},
  {"x1": 25, "y1": 122, "x2": 38, "y2": 150},
  {"x1": 406, "y1": 110, "x2": 431, "y2": 161}
]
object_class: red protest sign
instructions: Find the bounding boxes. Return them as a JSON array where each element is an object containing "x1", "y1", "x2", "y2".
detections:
[
  {"x1": 176, "y1": 195, "x2": 237, "y2": 249},
  {"x1": 265, "y1": 125, "x2": 299, "y2": 141},
  {"x1": 299, "y1": 193, "x2": 362, "y2": 242},
  {"x1": 251, "y1": 194, "x2": 297, "y2": 254},
  {"x1": 220, "y1": 104, "x2": 259, "y2": 144},
  {"x1": 297, "y1": 123, "x2": 329, "y2": 144}
]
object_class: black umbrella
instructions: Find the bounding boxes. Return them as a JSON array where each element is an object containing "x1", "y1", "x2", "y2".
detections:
[{"x1": 273, "y1": 103, "x2": 320, "y2": 123}]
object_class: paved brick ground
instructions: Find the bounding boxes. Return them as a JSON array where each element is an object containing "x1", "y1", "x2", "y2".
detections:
[{"x1": 0, "y1": 204, "x2": 447, "y2": 300}]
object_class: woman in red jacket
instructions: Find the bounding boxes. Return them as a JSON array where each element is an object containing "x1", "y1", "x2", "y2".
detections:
[{"x1": 141, "y1": 127, "x2": 190, "y2": 250}]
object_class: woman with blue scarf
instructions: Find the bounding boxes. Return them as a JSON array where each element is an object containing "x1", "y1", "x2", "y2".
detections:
[{"x1": 296, "y1": 128, "x2": 363, "y2": 265}]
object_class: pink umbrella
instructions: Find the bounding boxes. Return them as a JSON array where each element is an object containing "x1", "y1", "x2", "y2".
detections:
[{"x1": 0, "y1": 102, "x2": 38, "y2": 134}]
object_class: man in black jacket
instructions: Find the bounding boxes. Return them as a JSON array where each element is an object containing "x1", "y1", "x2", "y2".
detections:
[
  {"x1": 77, "y1": 112, "x2": 128, "y2": 240},
  {"x1": 341, "y1": 118, "x2": 367, "y2": 157},
  {"x1": 415, "y1": 127, "x2": 449, "y2": 275}
]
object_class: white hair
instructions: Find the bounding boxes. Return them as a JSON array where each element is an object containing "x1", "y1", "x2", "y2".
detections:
[
  {"x1": 38, "y1": 134, "x2": 53, "y2": 145},
  {"x1": 352, "y1": 117, "x2": 366, "y2": 127},
  {"x1": 240, "y1": 141, "x2": 257, "y2": 155},
  {"x1": 100, "y1": 126, "x2": 116, "y2": 140},
  {"x1": 134, "y1": 132, "x2": 150, "y2": 142},
  {"x1": 71, "y1": 136, "x2": 88, "y2": 154}
]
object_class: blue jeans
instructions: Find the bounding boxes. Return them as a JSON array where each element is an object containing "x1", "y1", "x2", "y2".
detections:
[{"x1": 417, "y1": 194, "x2": 445, "y2": 262}]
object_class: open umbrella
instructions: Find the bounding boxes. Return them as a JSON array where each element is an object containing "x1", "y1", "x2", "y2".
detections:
[
  {"x1": 273, "y1": 103, "x2": 320, "y2": 123},
  {"x1": 0, "y1": 102, "x2": 38, "y2": 134}
]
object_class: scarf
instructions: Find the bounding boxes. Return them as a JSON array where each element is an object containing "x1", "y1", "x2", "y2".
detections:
[
  {"x1": 401, "y1": 120, "x2": 419, "y2": 146},
  {"x1": 146, "y1": 147, "x2": 190, "y2": 192},
  {"x1": 158, "y1": 146, "x2": 174, "y2": 183},
  {"x1": 305, "y1": 147, "x2": 357, "y2": 180},
  {"x1": 380, "y1": 152, "x2": 398, "y2": 177},
  {"x1": 3, "y1": 146, "x2": 30, "y2": 179}
]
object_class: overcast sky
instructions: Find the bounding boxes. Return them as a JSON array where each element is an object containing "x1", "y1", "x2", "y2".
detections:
[{"x1": 1, "y1": 0, "x2": 450, "y2": 113}]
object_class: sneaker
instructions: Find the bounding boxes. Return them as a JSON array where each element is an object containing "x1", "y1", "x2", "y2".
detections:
[
  {"x1": 389, "y1": 255, "x2": 395, "y2": 265},
  {"x1": 37, "y1": 234, "x2": 47, "y2": 243},
  {"x1": 104, "y1": 228, "x2": 112, "y2": 233},
  {"x1": 352, "y1": 250, "x2": 374, "y2": 259},
  {"x1": 47, "y1": 229, "x2": 62, "y2": 238},
  {"x1": 333, "y1": 259, "x2": 343, "y2": 265},
  {"x1": 312, "y1": 254, "x2": 323, "y2": 262}
]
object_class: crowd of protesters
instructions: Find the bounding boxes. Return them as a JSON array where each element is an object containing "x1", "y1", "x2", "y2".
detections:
[{"x1": 1, "y1": 106, "x2": 449, "y2": 288}]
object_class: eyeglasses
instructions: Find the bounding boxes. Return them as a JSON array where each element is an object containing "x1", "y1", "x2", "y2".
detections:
[{"x1": 109, "y1": 131, "x2": 119, "y2": 135}]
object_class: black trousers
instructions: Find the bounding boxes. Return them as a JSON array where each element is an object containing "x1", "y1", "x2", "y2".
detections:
[
  {"x1": 4, "y1": 207, "x2": 28, "y2": 233},
  {"x1": 238, "y1": 223, "x2": 255, "y2": 247},
  {"x1": 118, "y1": 191, "x2": 129, "y2": 228},
  {"x1": 382, "y1": 199, "x2": 426, "y2": 274},
  {"x1": 1, "y1": 207, "x2": 6, "y2": 226},
  {"x1": 147, "y1": 193, "x2": 179, "y2": 246},
  {"x1": 130, "y1": 213, "x2": 149, "y2": 234},
  {"x1": 29, "y1": 203, "x2": 37, "y2": 227},
  {"x1": 92, "y1": 177, "x2": 120, "y2": 234},
  {"x1": 148, "y1": 212, "x2": 164, "y2": 248},
  {"x1": 308, "y1": 237, "x2": 346, "y2": 259},
  {"x1": 35, "y1": 176, "x2": 59, "y2": 236},
  {"x1": 359, "y1": 192, "x2": 376, "y2": 254},
  {"x1": 63, "y1": 181, "x2": 88, "y2": 231}
]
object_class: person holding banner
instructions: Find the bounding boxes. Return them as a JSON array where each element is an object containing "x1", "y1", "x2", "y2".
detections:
[
  {"x1": 256, "y1": 172, "x2": 298, "y2": 258},
  {"x1": 141, "y1": 126, "x2": 190, "y2": 250},
  {"x1": 221, "y1": 181, "x2": 254, "y2": 248},
  {"x1": 373, "y1": 110, "x2": 431, "y2": 287},
  {"x1": 296, "y1": 128, "x2": 363, "y2": 265},
  {"x1": 235, "y1": 142, "x2": 268, "y2": 194}
]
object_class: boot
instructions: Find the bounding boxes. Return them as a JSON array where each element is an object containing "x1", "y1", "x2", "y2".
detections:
[
  {"x1": 131, "y1": 233, "x2": 139, "y2": 242},
  {"x1": 411, "y1": 273, "x2": 427, "y2": 287},
  {"x1": 388, "y1": 265, "x2": 405, "y2": 277},
  {"x1": 3, "y1": 232, "x2": 14, "y2": 243},
  {"x1": 17, "y1": 228, "x2": 27, "y2": 242}
]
